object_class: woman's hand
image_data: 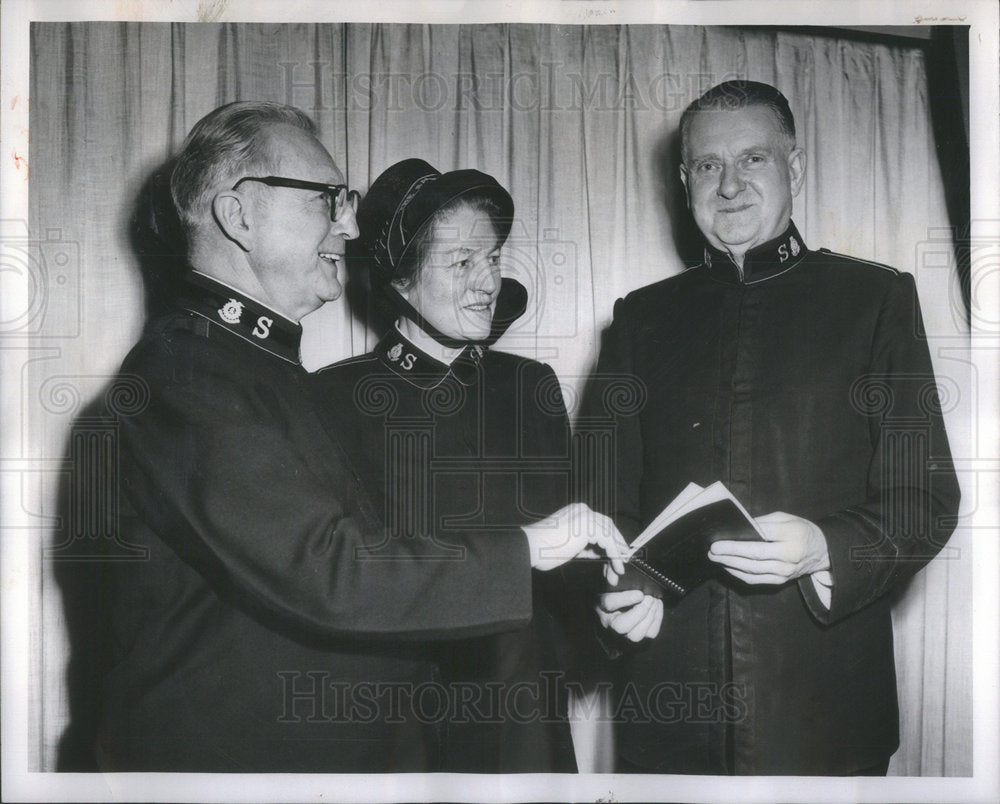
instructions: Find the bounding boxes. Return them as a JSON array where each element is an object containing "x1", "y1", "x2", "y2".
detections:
[
  {"x1": 522, "y1": 502, "x2": 630, "y2": 574},
  {"x1": 597, "y1": 589, "x2": 664, "y2": 642}
]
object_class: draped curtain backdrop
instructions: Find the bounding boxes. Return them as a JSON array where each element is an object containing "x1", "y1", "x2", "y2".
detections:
[{"x1": 28, "y1": 22, "x2": 972, "y2": 775}]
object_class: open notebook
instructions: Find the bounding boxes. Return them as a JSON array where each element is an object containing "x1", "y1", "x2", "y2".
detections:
[{"x1": 616, "y1": 482, "x2": 763, "y2": 598}]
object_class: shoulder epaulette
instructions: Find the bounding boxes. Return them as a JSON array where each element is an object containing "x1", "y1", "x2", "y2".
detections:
[
  {"x1": 816, "y1": 248, "x2": 900, "y2": 276},
  {"x1": 312, "y1": 352, "x2": 379, "y2": 376}
]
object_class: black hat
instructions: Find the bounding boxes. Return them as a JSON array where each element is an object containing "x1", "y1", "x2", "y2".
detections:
[
  {"x1": 356, "y1": 158, "x2": 524, "y2": 350},
  {"x1": 358, "y1": 158, "x2": 514, "y2": 280}
]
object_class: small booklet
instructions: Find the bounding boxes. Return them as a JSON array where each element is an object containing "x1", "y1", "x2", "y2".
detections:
[{"x1": 616, "y1": 481, "x2": 764, "y2": 598}]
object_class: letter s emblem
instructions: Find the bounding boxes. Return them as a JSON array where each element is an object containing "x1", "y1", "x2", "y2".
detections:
[
  {"x1": 400, "y1": 353, "x2": 416, "y2": 370},
  {"x1": 252, "y1": 316, "x2": 273, "y2": 339},
  {"x1": 777, "y1": 244, "x2": 789, "y2": 262}
]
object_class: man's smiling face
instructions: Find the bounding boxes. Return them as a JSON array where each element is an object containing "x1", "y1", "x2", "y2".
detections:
[
  {"x1": 680, "y1": 105, "x2": 805, "y2": 263},
  {"x1": 243, "y1": 123, "x2": 359, "y2": 321}
]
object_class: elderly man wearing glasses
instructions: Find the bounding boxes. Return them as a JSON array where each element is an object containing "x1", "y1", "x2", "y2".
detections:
[{"x1": 91, "y1": 102, "x2": 625, "y2": 772}]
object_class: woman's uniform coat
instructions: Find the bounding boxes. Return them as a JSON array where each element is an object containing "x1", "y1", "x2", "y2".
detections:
[{"x1": 312, "y1": 327, "x2": 580, "y2": 772}]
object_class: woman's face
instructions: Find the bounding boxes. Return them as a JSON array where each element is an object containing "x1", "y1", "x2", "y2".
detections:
[{"x1": 398, "y1": 203, "x2": 502, "y2": 341}]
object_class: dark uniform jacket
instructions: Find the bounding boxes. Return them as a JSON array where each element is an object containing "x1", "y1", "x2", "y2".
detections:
[
  {"x1": 310, "y1": 328, "x2": 579, "y2": 772},
  {"x1": 582, "y1": 222, "x2": 960, "y2": 774},
  {"x1": 97, "y1": 272, "x2": 535, "y2": 772}
]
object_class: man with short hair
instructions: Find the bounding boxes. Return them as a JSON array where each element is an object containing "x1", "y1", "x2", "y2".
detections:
[
  {"x1": 591, "y1": 81, "x2": 960, "y2": 775},
  {"x1": 96, "y1": 101, "x2": 620, "y2": 771}
]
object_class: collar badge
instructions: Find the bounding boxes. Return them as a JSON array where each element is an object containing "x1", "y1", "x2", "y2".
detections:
[
  {"x1": 219, "y1": 299, "x2": 245, "y2": 325},
  {"x1": 789, "y1": 236, "x2": 801, "y2": 257},
  {"x1": 387, "y1": 343, "x2": 403, "y2": 362}
]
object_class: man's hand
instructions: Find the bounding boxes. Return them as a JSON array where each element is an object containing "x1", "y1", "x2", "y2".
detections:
[
  {"x1": 522, "y1": 502, "x2": 630, "y2": 574},
  {"x1": 708, "y1": 511, "x2": 830, "y2": 585},
  {"x1": 597, "y1": 589, "x2": 663, "y2": 642}
]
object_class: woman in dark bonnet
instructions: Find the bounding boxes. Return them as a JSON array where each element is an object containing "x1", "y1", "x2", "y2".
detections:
[{"x1": 312, "y1": 159, "x2": 612, "y2": 772}]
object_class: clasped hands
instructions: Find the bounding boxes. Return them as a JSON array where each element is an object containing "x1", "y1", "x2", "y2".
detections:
[{"x1": 597, "y1": 511, "x2": 831, "y2": 643}]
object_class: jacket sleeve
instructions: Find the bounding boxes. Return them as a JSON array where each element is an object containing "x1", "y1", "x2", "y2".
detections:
[
  {"x1": 799, "y1": 271, "x2": 961, "y2": 623},
  {"x1": 118, "y1": 330, "x2": 532, "y2": 642}
]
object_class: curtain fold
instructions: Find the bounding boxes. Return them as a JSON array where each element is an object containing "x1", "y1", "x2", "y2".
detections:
[{"x1": 29, "y1": 21, "x2": 971, "y2": 775}]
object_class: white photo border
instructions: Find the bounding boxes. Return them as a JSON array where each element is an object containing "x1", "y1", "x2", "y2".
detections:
[{"x1": 2, "y1": 2, "x2": 997, "y2": 802}]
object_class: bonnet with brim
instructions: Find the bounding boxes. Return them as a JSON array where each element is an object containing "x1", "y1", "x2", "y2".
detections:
[{"x1": 357, "y1": 158, "x2": 526, "y2": 349}]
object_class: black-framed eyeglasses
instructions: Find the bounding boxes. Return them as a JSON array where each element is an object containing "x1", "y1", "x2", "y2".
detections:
[{"x1": 232, "y1": 176, "x2": 360, "y2": 222}]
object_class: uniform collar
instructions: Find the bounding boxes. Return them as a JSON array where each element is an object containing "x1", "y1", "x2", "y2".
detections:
[
  {"x1": 178, "y1": 271, "x2": 302, "y2": 364},
  {"x1": 703, "y1": 221, "x2": 808, "y2": 284},
  {"x1": 375, "y1": 327, "x2": 486, "y2": 389}
]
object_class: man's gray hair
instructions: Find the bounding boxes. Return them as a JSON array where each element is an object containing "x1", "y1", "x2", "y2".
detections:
[
  {"x1": 170, "y1": 101, "x2": 318, "y2": 238},
  {"x1": 679, "y1": 80, "x2": 796, "y2": 162}
]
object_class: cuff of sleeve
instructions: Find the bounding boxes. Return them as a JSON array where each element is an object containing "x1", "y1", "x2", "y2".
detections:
[
  {"x1": 798, "y1": 572, "x2": 829, "y2": 622},
  {"x1": 810, "y1": 570, "x2": 833, "y2": 609},
  {"x1": 807, "y1": 509, "x2": 898, "y2": 623}
]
